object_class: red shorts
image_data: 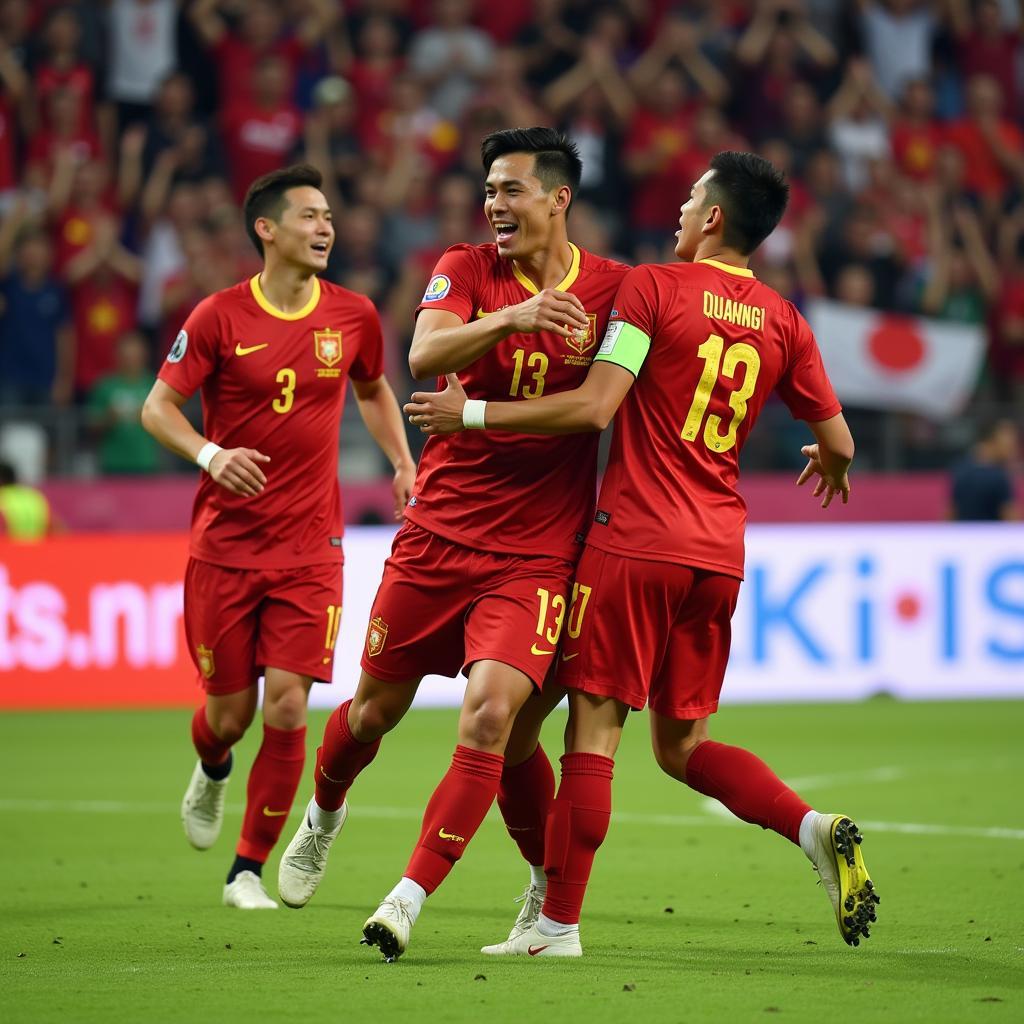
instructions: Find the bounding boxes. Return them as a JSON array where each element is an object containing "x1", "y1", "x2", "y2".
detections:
[
  {"x1": 557, "y1": 546, "x2": 741, "y2": 720},
  {"x1": 183, "y1": 558, "x2": 343, "y2": 695},
  {"x1": 360, "y1": 521, "x2": 575, "y2": 688}
]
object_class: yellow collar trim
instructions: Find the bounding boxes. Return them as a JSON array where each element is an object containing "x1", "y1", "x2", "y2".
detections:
[
  {"x1": 512, "y1": 242, "x2": 581, "y2": 295},
  {"x1": 249, "y1": 274, "x2": 321, "y2": 320},
  {"x1": 698, "y1": 258, "x2": 754, "y2": 278}
]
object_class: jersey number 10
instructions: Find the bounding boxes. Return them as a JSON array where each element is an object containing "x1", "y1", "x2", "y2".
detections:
[{"x1": 681, "y1": 334, "x2": 761, "y2": 453}]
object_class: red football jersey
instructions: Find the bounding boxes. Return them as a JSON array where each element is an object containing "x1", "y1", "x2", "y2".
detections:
[
  {"x1": 590, "y1": 259, "x2": 841, "y2": 578},
  {"x1": 158, "y1": 275, "x2": 384, "y2": 569},
  {"x1": 405, "y1": 242, "x2": 628, "y2": 559}
]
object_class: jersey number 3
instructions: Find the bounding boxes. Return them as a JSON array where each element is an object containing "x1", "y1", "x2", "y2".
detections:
[{"x1": 681, "y1": 334, "x2": 761, "y2": 453}]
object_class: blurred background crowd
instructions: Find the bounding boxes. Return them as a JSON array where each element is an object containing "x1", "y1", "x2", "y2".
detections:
[{"x1": 0, "y1": 0, "x2": 1021, "y2": 493}]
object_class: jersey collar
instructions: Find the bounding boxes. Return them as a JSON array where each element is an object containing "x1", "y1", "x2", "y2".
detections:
[
  {"x1": 697, "y1": 258, "x2": 754, "y2": 278},
  {"x1": 512, "y1": 242, "x2": 581, "y2": 295},
  {"x1": 249, "y1": 274, "x2": 322, "y2": 320}
]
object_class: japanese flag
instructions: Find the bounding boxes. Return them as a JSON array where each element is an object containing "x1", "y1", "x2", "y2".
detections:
[{"x1": 807, "y1": 299, "x2": 986, "y2": 421}]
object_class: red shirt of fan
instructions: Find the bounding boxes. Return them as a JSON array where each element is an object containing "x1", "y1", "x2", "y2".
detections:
[
  {"x1": 220, "y1": 101, "x2": 303, "y2": 203},
  {"x1": 405, "y1": 242, "x2": 628, "y2": 560},
  {"x1": 590, "y1": 260, "x2": 841, "y2": 579},
  {"x1": 158, "y1": 275, "x2": 384, "y2": 569}
]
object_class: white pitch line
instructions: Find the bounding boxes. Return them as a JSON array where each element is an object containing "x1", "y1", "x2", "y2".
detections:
[{"x1": 1, "y1": 798, "x2": 1021, "y2": 841}]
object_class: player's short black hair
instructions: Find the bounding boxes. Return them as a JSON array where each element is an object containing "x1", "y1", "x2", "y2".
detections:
[
  {"x1": 242, "y1": 163, "x2": 324, "y2": 257},
  {"x1": 481, "y1": 127, "x2": 582, "y2": 209},
  {"x1": 0, "y1": 461, "x2": 16, "y2": 486},
  {"x1": 704, "y1": 151, "x2": 789, "y2": 255}
]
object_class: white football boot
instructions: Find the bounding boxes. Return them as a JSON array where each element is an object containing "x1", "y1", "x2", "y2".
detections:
[
  {"x1": 480, "y1": 883, "x2": 545, "y2": 952},
  {"x1": 223, "y1": 870, "x2": 278, "y2": 910},
  {"x1": 802, "y1": 812, "x2": 879, "y2": 946},
  {"x1": 361, "y1": 897, "x2": 416, "y2": 962},
  {"x1": 278, "y1": 799, "x2": 348, "y2": 908},
  {"x1": 181, "y1": 760, "x2": 229, "y2": 850},
  {"x1": 480, "y1": 921, "x2": 582, "y2": 958}
]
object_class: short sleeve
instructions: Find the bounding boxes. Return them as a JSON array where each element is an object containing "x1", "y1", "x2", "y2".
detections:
[
  {"x1": 348, "y1": 296, "x2": 385, "y2": 382},
  {"x1": 594, "y1": 265, "x2": 659, "y2": 377},
  {"x1": 776, "y1": 305, "x2": 843, "y2": 422},
  {"x1": 414, "y1": 244, "x2": 483, "y2": 325},
  {"x1": 156, "y1": 295, "x2": 221, "y2": 399}
]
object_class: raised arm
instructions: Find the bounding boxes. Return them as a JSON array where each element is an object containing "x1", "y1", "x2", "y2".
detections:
[{"x1": 351, "y1": 374, "x2": 417, "y2": 521}]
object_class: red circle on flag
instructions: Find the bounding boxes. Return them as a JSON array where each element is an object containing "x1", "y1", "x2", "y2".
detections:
[{"x1": 867, "y1": 316, "x2": 926, "y2": 372}]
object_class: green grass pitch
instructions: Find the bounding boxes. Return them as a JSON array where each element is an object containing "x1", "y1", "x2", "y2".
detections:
[{"x1": 2, "y1": 700, "x2": 1021, "y2": 1023}]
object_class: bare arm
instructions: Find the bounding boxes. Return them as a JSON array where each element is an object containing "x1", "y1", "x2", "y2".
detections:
[
  {"x1": 409, "y1": 291, "x2": 590, "y2": 379},
  {"x1": 796, "y1": 412, "x2": 855, "y2": 508},
  {"x1": 404, "y1": 361, "x2": 636, "y2": 436},
  {"x1": 351, "y1": 374, "x2": 417, "y2": 521},
  {"x1": 140, "y1": 378, "x2": 271, "y2": 497}
]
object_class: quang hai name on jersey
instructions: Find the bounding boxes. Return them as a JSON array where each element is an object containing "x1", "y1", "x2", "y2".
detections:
[{"x1": 703, "y1": 291, "x2": 766, "y2": 332}]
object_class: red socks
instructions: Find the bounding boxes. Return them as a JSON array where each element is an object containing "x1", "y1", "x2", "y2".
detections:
[
  {"x1": 236, "y1": 723, "x2": 307, "y2": 861},
  {"x1": 314, "y1": 700, "x2": 382, "y2": 812},
  {"x1": 684, "y1": 740, "x2": 810, "y2": 845},
  {"x1": 404, "y1": 745, "x2": 504, "y2": 894},
  {"x1": 541, "y1": 753, "x2": 614, "y2": 925},
  {"x1": 191, "y1": 705, "x2": 231, "y2": 765},
  {"x1": 496, "y1": 743, "x2": 555, "y2": 867}
]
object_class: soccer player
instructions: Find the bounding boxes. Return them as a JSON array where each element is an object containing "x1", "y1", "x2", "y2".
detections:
[
  {"x1": 276, "y1": 128, "x2": 628, "y2": 959},
  {"x1": 141, "y1": 164, "x2": 415, "y2": 909},
  {"x1": 406, "y1": 151, "x2": 879, "y2": 955}
]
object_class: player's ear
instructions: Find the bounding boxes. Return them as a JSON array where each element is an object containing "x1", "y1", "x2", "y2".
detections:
[
  {"x1": 702, "y1": 204, "x2": 723, "y2": 237},
  {"x1": 254, "y1": 216, "x2": 276, "y2": 246},
  {"x1": 551, "y1": 185, "x2": 571, "y2": 216}
]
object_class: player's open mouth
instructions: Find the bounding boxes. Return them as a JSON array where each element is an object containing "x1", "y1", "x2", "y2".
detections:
[
  {"x1": 311, "y1": 242, "x2": 329, "y2": 255},
  {"x1": 493, "y1": 222, "x2": 517, "y2": 243}
]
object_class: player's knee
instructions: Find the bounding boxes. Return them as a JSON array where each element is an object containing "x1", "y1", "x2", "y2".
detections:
[
  {"x1": 263, "y1": 687, "x2": 308, "y2": 730},
  {"x1": 208, "y1": 708, "x2": 253, "y2": 745},
  {"x1": 350, "y1": 696, "x2": 403, "y2": 740},
  {"x1": 460, "y1": 700, "x2": 514, "y2": 749},
  {"x1": 652, "y1": 733, "x2": 704, "y2": 784}
]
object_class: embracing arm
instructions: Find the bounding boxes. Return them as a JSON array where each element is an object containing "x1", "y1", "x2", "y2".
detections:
[
  {"x1": 352, "y1": 374, "x2": 416, "y2": 520},
  {"x1": 405, "y1": 361, "x2": 636, "y2": 437}
]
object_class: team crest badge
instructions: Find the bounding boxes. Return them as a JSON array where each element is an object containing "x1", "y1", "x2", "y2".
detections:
[
  {"x1": 366, "y1": 616, "x2": 388, "y2": 657},
  {"x1": 566, "y1": 313, "x2": 598, "y2": 356},
  {"x1": 314, "y1": 328, "x2": 343, "y2": 367},
  {"x1": 196, "y1": 644, "x2": 215, "y2": 679}
]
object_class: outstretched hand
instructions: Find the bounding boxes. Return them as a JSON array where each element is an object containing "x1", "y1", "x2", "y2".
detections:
[
  {"x1": 796, "y1": 443, "x2": 850, "y2": 509},
  {"x1": 404, "y1": 374, "x2": 468, "y2": 435}
]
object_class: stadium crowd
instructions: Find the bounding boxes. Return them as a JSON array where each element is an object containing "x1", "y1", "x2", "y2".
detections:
[{"x1": 0, "y1": 0, "x2": 1022, "y2": 477}]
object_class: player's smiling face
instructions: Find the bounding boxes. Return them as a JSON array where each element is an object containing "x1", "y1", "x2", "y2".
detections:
[
  {"x1": 269, "y1": 186, "x2": 334, "y2": 271},
  {"x1": 484, "y1": 153, "x2": 564, "y2": 260},
  {"x1": 675, "y1": 170, "x2": 715, "y2": 261}
]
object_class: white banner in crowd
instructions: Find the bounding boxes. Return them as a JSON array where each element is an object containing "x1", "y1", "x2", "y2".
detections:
[
  {"x1": 313, "y1": 524, "x2": 1024, "y2": 709},
  {"x1": 807, "y1": 299, "x2": 986, "y2": 420}
]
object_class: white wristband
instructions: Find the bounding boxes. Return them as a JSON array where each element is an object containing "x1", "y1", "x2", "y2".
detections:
[
  {"x1": 196, "y1": 441, "x2": 223, "y2": 472},
  {"x1": 462, "y1": 399, "x2": 487, "y2": 430}
]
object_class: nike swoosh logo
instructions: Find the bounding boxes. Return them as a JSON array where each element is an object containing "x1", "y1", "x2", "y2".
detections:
[
  {"x1": 528, "y1": 945, "x2": 550, "y2": 956},
  {"x1": 561, "y1": 651, "x2": 580, "y2": 662},
  {"x1": 475, "y1": 308, "x2": 491, "y2": 318},
  {"x1": 438, "y1": 827, "x2": 465, "y2": 842},
  {"x1": 530, "y1": 643, "x2": 554, "y2": 656},
  {"x1": 235, "y1": 342, "x2": 269, "y2": 356},
  {"x1": 262, "y1": 806, "x2": 289, "y2": 817}
]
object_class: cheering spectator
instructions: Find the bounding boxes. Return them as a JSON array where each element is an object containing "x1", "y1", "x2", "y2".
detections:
[
  {"x1": 105, "y1": 0, "x2": 178, "y2": 132},
  {"x1": 857, "y1": 0, "x2": 937, "y2": 101}
]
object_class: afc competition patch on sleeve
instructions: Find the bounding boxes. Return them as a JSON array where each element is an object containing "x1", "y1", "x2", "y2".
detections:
[
  {"x1": 167, "y1": 329, "x2": 188, "y2": 363},
  {"x1": 598, "y1": 321, "x2": 624, "y2": 356},
  {"x1": 422, "y1": 274, "x2": 452, "y2": 302}
]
